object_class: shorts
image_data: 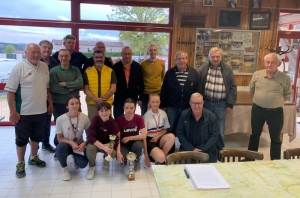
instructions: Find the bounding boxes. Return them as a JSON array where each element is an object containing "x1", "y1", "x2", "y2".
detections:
[
  {"x1": 15, "y1": 112, "x2": 47, "y2": 147},
  {"x1": 146, "y1": 136, "x2": 162, "y2": 162}
]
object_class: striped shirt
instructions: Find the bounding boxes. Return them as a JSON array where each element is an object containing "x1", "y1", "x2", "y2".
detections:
[
  {"x1": 175, "y1": 67, "x2": 188, "y2": 87},
  {"x1": 205, "y1": 65, "x2": 226, "y2": 100},
  {"x1": 143, "y1": 109, "x2": 170, "y2": 137}
]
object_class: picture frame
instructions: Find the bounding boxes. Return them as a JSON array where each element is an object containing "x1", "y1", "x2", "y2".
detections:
[
  {"x1": 203, "y1": 0, "x2": 214, "y2": 7},
  {"x1": 227, "y1": 0, "x2": 237, "y2": 8},
  {"x1": 218, "y1": 10, "x2": 242, "y2": 28},
  {"x1": 249, "y1": 0, "x2": 261, "y2": 10},
  {"x1": 249, "y1": 12, "x2": 270, "y2": 30}
]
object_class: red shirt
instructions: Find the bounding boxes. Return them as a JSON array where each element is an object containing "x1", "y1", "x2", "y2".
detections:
[{"x1": 116, "y1": 114, "x2": 145, "y2": 138}]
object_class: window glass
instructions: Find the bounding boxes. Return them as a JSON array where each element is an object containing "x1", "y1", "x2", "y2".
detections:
[
  {"x1": 80, "y1": 4, "x2": 169, "y2": 24},
  {"x1": 0, "y1": 0, "x2": 71, "y2": 21}
]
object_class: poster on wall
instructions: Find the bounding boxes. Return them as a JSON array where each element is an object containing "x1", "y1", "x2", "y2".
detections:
[{"x1": 194, "y1": 28, "x2": 260, "y2": 74}]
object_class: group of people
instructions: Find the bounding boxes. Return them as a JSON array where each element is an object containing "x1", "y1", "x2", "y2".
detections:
[{"x1": 5, "y1": 34, "x2": 291, "y2": 181}]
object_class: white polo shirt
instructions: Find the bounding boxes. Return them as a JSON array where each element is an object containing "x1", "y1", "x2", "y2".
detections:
[
  {"x1": 5, "y1": 60, "x2": 49, "y2": 115},
  {"x1": 143, "y1": 109, "x2": 170, "y2": 137}
]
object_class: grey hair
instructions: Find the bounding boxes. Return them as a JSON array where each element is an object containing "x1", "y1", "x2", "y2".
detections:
[
  {"x1": 264, "y1": 53, "x2": 281, "y2": 62},
  {"x1": 175, "y1": 51, "x2": 188, "y2": 60},
  {"x1": 63, "y1": 34, "x2": 76, "y2": 42},
  {"x1": 39, "y1": 40, "x2": 53, "y2": 48},
  {"x1": 190, "y1": 92, "x2": 203, "y2": 101},
  {"x1": 208, "y1": 47, "x2": 223, "y2": 57}
]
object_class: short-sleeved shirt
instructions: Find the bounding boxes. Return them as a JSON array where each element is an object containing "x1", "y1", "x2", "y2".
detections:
[
  {"x1": 5, "y1": 60, "x2": 49, "y2": 115},
  {"x1": 55, "y1": 112, "x2": 90, "y2": 145},
  {"x1": 143, "y1": 109, "x2": 170, "y2": 137},
  {"x1": 249, "y1": 69, "x2": 292, "y2": 108},
  {"x1": 116, "y1": 114, "x2": 145, "y2": 138}
]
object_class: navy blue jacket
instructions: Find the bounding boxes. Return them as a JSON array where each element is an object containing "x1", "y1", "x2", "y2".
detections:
[
  {"x1": 112, "y1": 60, "x2": 144, "y2": 102},
  {"x1": 160, "y1": 66, "x2": 198, "y2": 109},
  {"x1": 177, "y1": 108, "x2": 219, "y2": 163}
]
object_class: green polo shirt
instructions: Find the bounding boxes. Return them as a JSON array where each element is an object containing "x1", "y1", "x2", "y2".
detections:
[{"x1": 249, "y1": 69, "x2": 292, "y2": 108}]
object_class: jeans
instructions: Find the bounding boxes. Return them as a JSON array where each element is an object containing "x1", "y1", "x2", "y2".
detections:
[
  {"x1": 113, "y1": 100, "x2": 124, "y2": 119},
  {"x1": 166, "y1": 107, "x2": 183, "y2": 153},
  {"x1": 53, "y1": 103, "x2": 68, "y2": 146},
  {"x1": 43, "y1": 113, "x2": 52, "y2": 144},
  {"x1": 56, "y1": 142, "x2": 88, "y2": 168},
  {"x1": 248, "y1": 104, "x2": 283, "y2": 160},
  {"x1": 120, "y1": 141, "x2": 144, "y2": 160},
  {"x1": 204, "y1": 100, "x2": 226, "y2": 151}
]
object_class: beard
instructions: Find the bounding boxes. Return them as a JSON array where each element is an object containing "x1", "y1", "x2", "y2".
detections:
[{"x1": 95, "y1": 61, "x2": 103, "y2": 66}]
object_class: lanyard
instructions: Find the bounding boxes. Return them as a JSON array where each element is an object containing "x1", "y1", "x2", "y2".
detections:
[
  {"x1": 68, "y1": 113, "x2": 79, "y2": 138},
  {"x1": 152, "y1": 114, "x2": 160, "y2": 132}
]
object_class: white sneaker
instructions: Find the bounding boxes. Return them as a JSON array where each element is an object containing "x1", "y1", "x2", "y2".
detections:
[
  {"x1": 103, "y1": 160, "x2": 110, "y2": 170},
  {"x1": 86, "y1": 166, "x2": 95, "y2": 180},
  {"x1": 61, "y1": 167, "x2": 71, "y2": 181}
]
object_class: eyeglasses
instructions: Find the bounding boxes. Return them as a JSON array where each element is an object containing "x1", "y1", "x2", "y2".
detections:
[{"x1": 190, "y1": 102, "x2": 203, "y2": 106}]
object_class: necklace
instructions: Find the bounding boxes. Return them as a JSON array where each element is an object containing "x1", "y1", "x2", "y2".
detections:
[
  {"x1": 68, "y1": 113, "x2": 79, "y2": 142},
  {"x1": 152, "y1": 114, "x2": 160, "y2": 136}
]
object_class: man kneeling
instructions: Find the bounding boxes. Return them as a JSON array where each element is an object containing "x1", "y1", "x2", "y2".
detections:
[{"x1": 177, "y1": 93, "x2": 219, "y2": 163}]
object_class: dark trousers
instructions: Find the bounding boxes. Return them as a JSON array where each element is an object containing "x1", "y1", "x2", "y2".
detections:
[
  {"x1": 120, "y1": 141, "x2": 144, "y2": 160},
  {"x1": 53, "y1": 103, "x2": 68, "y2": 146},
  {"x1": 56, "y1": 142, "x2": 88, "y2": 168},
  {"x1": 248, "y1": 104, "x2": 283, "y2": 160},
  {"x1": 43, "y1": 113, "x2": 52, "y2": 144},
  {"x1": 113, "y1": 100, "x2": 124, "y2": 119},
  {"x1": 141, "y1": 94, "x2": 150, "y2": 116}
]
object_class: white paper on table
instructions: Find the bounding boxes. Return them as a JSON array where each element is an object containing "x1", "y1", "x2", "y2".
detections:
[{"x1": 184, "y1": 165, "x2": 231, "y2": 190}]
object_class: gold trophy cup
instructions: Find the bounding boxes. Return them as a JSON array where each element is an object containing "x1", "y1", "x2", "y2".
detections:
[
  {"x1": 126, "y1": 152, "x2": 137, "y2": 181},
  {"x1": 105, "y1": 135, "x2": 116, "y2": 161}
]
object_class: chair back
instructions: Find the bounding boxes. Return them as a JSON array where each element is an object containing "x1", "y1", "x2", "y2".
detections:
[
  {"x1": 219, "y1": 149, "x2": 264, "y2": 162},
  {"x1": 284, "y1": 148, "x2": 300, "y2": 159},
  {"x1": 166, "y1": 151, "x2": 209, "y2": 165}
]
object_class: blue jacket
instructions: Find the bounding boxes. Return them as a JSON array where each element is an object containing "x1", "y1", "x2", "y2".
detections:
[
  {"x1": 160, "y1": 66, "x2": 198, "y2": 109},
  {"x1": 177, "y1": 108, "x2": 219, "y2": 163}
]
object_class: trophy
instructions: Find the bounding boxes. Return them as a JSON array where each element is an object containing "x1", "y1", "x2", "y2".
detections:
[
  {"x1": 105, "y1": 135, "x2": 116, "y2": 161},
  {"x1": 126, "y1": 152, "x2": 137, "y2": 181}
]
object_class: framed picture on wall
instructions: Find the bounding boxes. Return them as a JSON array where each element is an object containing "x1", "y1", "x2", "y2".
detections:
[
  {"x1": 227, "y1": 0, "x2": 237, "y2": 8},
  {"x1": 203, "y1": 0, "x2": 214, "y2": 6},
  {"x1": 249, "y1": 0, "x2": 261, "y2": 10},
  {"x1": 218, "y1": 10, "x2": 242, "y2": 28},
  {"x1": 250, "y1": 12, "x2": 270, "y2": 30}
]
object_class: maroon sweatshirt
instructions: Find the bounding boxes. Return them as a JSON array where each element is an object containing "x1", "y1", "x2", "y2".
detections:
[{"x1": 86, "y1": 116, "x2": 120, "y2": 149}]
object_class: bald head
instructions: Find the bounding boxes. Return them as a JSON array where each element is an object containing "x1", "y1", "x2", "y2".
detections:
[{"x1": 25, "y1": 43, "x2": 41, "y2": 66}]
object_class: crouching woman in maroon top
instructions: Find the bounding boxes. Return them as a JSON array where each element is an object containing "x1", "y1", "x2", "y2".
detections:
[
  {"x1": 86, "y1": 102, "x2": 120, "y2": 180},
  {"x1": 115, "y1": 98, "x2": 147, "y2": 171}
]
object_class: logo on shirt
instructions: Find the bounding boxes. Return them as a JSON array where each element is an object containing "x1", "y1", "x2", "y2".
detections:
[{"x1": 123, "y1": 126, "x2": 138, "y2": 133}]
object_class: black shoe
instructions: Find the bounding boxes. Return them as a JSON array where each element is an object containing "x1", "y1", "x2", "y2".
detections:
[{"x1": 42, "y1": 143, "x2": 56, "y2": 153}]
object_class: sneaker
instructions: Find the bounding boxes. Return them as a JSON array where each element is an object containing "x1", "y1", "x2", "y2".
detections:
[
  {"x1": 103, "y1": 160, "x2": 110, "y2": 170},
  {"x1": 134, "y1": 159, "x2": 141, "y2": 171},
  {"x1": 86, "y1": 166, "x2": 95, "y2": 180},
  {"x1": 42, "y1": 143, "x2": 56, "y2": 153},
  {"x1": 16, "y1": 162, "x2": 26, "y2": 178},
  {"x1": 61, "y1": 167, "x2": 71, "y2": 181},
  {"x1": 28, "y1": 156, "x2": 46, "y2": 167},
  {"x1": 54, "y1": 154, "x2": 58, "y2": 160}
]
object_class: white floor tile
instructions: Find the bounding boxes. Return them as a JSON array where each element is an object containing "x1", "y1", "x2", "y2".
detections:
[
  {"x1": 29, "y1": 186, "x2": 53, "y2": 195},
  {"x1": 131, "y1": 189, "x2": 152, "y2": 198},
  {"x1": 112, "y1": 189, "x2": 132, "y2": 198},
  {"x1": 91, "y1": 191, "x2": 111, "y2": 198},
  {"x1": 6, "y1": 187, "x2": 32, "y2": 196}
]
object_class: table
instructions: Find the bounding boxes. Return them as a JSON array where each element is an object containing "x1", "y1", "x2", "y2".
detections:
[
  {"x1": 225, "y1": 91, "x2": 296, "y2": 142},
  {"x1": 152, "y1": 160, "x2": 300, "y2": 198}
]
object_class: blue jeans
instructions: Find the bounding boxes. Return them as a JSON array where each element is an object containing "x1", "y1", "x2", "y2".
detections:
[
  {"x1": 53, "y1": 103, "x2": 68, "y2": 146},
  {"x1": 113, "y1": 100, "x2": 124, "y2": 119},
  {"x1": 56, "y1": 142, "x2": 88, "y2": 168},
  {"x1": 204, "y1": 100, "x2": 226, "y2": 151},
  {"x1": 43, "y1": 113, "x2": 52, "y2": 144},
  {"x1": 166, "y1": 107, "x2": 183, "y2": 135}
]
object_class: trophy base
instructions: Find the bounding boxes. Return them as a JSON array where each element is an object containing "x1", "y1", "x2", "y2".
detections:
[{"x1": 128, "y1": 175, "x2": 135, "y2": 181}]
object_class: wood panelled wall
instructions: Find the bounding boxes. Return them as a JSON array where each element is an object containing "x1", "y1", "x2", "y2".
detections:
[{"x1": 171, "y1": 0, "x2": 297, "y2": 86}]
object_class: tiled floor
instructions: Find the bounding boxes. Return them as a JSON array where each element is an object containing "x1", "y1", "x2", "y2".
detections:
[{"x1": 0, "y1": 118, "x2": 300, "y2": 198}]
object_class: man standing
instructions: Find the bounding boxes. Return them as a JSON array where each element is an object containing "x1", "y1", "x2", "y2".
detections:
[
  {"x1": 52, "y1": 34, "x2": 87, "y2": 75},
  {"x1": 140, "y1": 44, "x2": 165, "y2": 116},
  {"x1": 83, "y1": 50, "x2": 117, "y2": 121},
  {"x1": 160, "y1": 51, "x2": 198, "y2": 139},
  {"x1": 247, "y1": 53, "x2": 292, "y2": 160},
  {"x1": 177, "y1": 93, "x2": 219, "y2": 163},
  {"x1": 5, "y1": 43, "x2": 53, "y2": 178},
  {"x1": 112, "y1": 46, "x2": 144, "y2": 119},
  {"x1": 198, "y1": 47, "x2": 237, "y2": 152},
  {"x1": 82, "y1": 41, "x2": 113, "y2": 72},
  {"x1": 39, "y1": 40, "x2": 58, "y2": 153},
  {"x1": 50, "y1": 49, "x2": 83, "y2": 147}
]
